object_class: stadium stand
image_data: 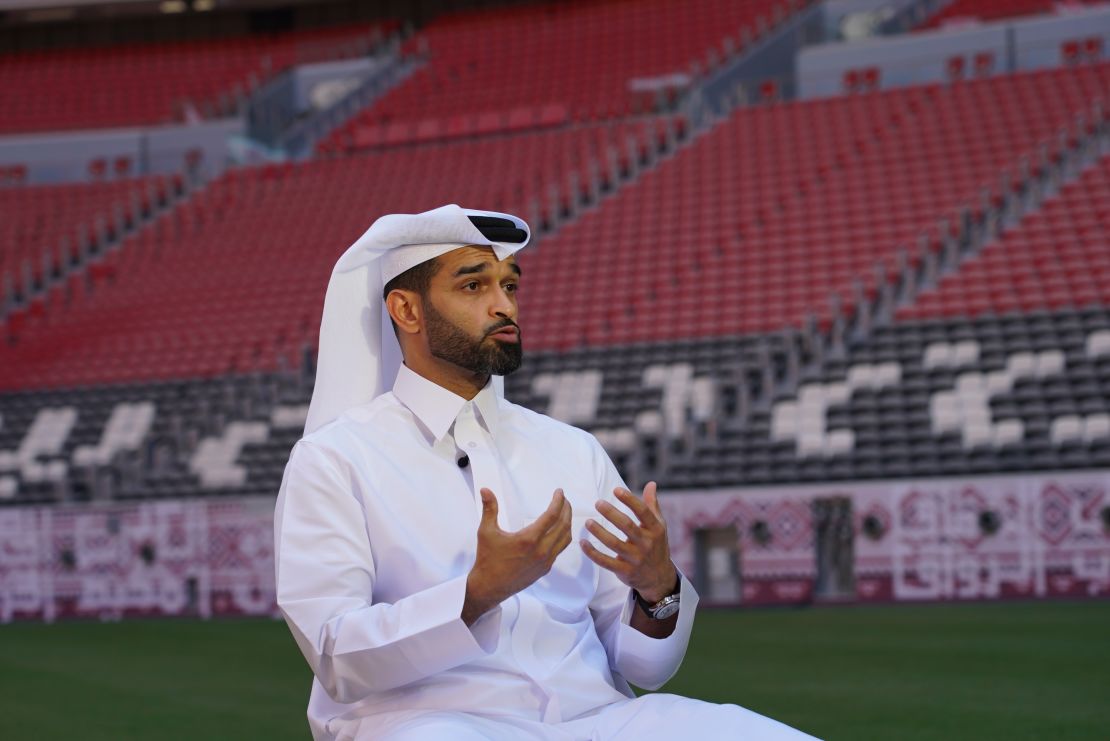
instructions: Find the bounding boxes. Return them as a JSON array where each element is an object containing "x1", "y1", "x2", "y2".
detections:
[
  {"x1": 3, "y1": 4, "x2": 1110, "y2": 508},
  {"x1": 3, "y1": 303, "x2": 1109, "y2": 504},
  {"x1": 513, "y1": 306, "x2": 1110, "y2": 486},
  {"x1": 319, "y1": 0, "x2": 805, "y2": 152},
  {"x1": 0, "y1": 374, "x2": 307, "y2": 504},
  {"x1": 517, "y1": 63, "x2": 1110, "y2": 348},
  {"x1": 900, "y1": 152, "x2": 1110, "y2": 320},
  {"x1": 0, "y1": 175, "x2": 177, "y2": 285},
  {"x1": 0, "y1": 22, "x2": 393, "y2": 135},
  {"x1": 0, "y1": 119, "x2": 674, "y2": 390},
  {"x1": 920, "y1": 0, "x2": 1110, "y2": 29}
]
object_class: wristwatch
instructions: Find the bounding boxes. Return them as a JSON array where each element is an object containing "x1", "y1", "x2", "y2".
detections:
[{"x1": 634, "y1": 573, "x2": 682, "y2": 620}]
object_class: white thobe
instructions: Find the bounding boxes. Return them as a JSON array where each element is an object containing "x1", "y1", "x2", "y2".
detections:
[{"x1": 275, "y1": 364, "x2": 817, "y2": 740}]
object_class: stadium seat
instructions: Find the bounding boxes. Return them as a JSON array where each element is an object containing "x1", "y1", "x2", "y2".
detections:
[
  {"x1": 0, "y1": 22, "x2": 394, "y2": 135},
  {"x1": 0, "y1": 120, "x2": 667, "y2": 389},
  {"x1": 0, "y1": 175, "x2": 173, "y2": 298},
  {"x1": 899, "y1": 152, "x2": 1110, "y2": 323},
  {"x1": 318, "y1": 0, "x2": 802, "y2": 153}
]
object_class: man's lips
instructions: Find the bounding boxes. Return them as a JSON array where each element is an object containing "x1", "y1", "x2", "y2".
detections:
[{"x1": 488, "y1": 327, "x2": 520, "y2": 343}]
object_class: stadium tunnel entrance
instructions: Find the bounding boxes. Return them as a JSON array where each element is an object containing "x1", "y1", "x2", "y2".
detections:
[
  {"x1": 693, "y1": 524, "x2": 742, "y2": 604},
  {"x1": 813, "y1": 496, "x2": 855, "y2": 601}
]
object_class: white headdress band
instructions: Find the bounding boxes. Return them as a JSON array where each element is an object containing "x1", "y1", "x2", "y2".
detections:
[{"x1": 303, "y1": 204, "x2": 531, "y2": 435}]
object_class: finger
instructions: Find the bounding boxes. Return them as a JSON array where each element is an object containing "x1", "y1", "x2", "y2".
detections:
[
  {"x1": 613, "y1": 487, "x2": 659, "y2": 529},
  {"x1": 581, "y1": 539, "x2": 628, "y2": 575},
  {"x1": 539, "y1": 499, "x2": 573, "y2": 553},
  {"x1": 479, "y1": 488, "x2": 500, "y2": 531},
  {"x1": 642, "y1": 481, "x2": 663, "y2": 519},
  {"x1": 585, "y1": 518, "x2": 632, "y2": 556},
  {"x1": 596, "y1": 498, "x2": 641, "y2": 541},
  {"x1": 543, "y1": 488, "x2": 565, "y2": 519}
]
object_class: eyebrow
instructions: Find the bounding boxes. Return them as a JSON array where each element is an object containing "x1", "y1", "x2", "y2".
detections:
[{"x1": 453, "y1": 262, "x2": 522, "y2": 277}]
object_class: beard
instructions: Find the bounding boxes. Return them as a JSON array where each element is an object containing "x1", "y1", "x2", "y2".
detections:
[{"x1": 424, "y1": 299, "x2": 523, "y2": 377}]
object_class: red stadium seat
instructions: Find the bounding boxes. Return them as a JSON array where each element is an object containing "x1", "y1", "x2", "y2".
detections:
[
  {"x1": 1063, "y1": 40, "x2": 1083, "y2": 65},
  {"x1": 911, "y1": 154, "x2": 1110, "y2": 321},
  {"x1": 973, "y1": 52, "x2": 995, "y2": 77},
  {"x1": 317, "y1": 0, "x2": 803, "y2": 154},
  {"x1": 946, "y1": 56, "x2": 966, "y2": 81},
  {"x1": 0, "y1": 120, "x2": 667, "y2": 388},
  {"x1": 0, "y1": 22, "x2": 395, "y2": 135}
]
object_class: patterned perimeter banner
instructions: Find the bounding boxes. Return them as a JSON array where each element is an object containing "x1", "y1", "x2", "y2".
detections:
[
  {"x1": 0, "y1": 498, "x2": 276, "y2": 622},
  {"x1": 662, "y1": 470, "x2": 1110, "y2": 605},
  {"x1": 1, "y1": 471, "x2": 1109, "y2": 621}
]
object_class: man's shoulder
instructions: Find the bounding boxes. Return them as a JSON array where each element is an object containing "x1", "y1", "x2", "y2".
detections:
[{"x1": 297, "y1": 394, "x2": 408, "y2": 452}]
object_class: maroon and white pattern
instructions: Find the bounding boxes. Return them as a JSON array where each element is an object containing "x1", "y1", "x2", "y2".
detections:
[
  {"x1": 664, "y1": 471, "x2": 1110, "y2": 606},
  {"x1": 2, "y1": 471, "x2": 1108, "y2": 621},
  {"x1": 0, "y1": 498, "x2": 276, "y2": 622}
]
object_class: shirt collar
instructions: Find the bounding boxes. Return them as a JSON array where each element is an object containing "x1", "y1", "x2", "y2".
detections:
[{"x1": 392, "y1": 363, "x2": 500, "y2": 442}]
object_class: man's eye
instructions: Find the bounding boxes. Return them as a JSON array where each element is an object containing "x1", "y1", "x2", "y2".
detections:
[
  {"x1": 504, "y1": 283, "x2": 518, "y2": 293},
  {"x1": 463, "y1": 281, "x2": 480, "y2": 291}
]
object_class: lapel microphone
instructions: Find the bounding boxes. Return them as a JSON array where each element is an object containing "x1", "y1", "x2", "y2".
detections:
[{"x1": 457, "y1": 455, "x2": 470, "y2": 468}]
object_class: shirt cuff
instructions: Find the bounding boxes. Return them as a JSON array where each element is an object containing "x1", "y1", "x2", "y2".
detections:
[
  {"x1": 393, "y1": 573, "x2": 503, "y2": 675},
  {"x1": 612, "y1": 571, "x2": 698, "y2": 688}
]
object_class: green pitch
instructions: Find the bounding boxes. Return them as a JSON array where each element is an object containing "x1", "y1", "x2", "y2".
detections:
[{"x1": 1, "y1": 601, "x2": 1107, "y2": 740}]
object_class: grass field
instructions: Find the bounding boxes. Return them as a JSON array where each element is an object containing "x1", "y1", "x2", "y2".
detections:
[{"x1": 1, "y1": 601, "x2": 1107, "y2": 740}]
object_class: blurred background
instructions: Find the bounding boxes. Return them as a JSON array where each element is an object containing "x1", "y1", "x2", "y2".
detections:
[{"x1": 1, "y1": 0, "x2": 1109, "y2": 738}]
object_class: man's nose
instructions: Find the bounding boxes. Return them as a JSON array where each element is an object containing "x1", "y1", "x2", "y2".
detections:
[{"x1": 490, "y1": 285, "x2": 517, "y2": 318}]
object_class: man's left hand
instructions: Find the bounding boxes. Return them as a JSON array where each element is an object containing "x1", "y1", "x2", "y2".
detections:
[{"x1": 581, "y1": 481, "x2": 678, "y2": 603}]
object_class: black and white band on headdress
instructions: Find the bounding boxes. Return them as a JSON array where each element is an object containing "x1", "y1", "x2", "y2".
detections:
[{"x1": 304, "y1": 204, "x2": 531, "y2": 435}]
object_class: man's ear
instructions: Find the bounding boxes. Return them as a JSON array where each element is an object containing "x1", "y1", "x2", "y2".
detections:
[{"x1": 385, "y1": 290, "x2": 423, "y2": 335}]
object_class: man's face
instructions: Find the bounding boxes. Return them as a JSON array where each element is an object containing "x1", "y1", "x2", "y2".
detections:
[{"x1": 423, "y1": 246, "x2": 523, "y2": 377}]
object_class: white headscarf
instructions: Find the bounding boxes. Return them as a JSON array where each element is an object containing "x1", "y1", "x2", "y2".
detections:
[{"x1": 304, "y1": 204, "x2": 531, "y2": 435}]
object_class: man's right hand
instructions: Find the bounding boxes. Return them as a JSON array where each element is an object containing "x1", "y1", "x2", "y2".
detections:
[{"x1": 461, "y1": 487, "x2": 572, "y2": 625}]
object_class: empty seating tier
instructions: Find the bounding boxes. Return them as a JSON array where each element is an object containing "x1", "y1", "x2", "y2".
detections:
[
  {"x1": 663, "y1": 307, "x2": 1110, "y2": 486},
  {"x1": 320, "y1": 0, "x2": 798, "y2": 152},
  {"x1": 517, "y1": 63, "x2": 1110, "y2": 348},
  {"x1": 3, "y1": 306, "x2": 1109, "y2": 505},
  {"x1": 898, "y1": 152, "x2": 1110, "y2": 321},
  {"x1": 0, "y1": 121, "x2": 663, "y2": 390},
  {"x1": 0, "y1": 23, "x2": 391, "y2": 134},
  {"x1": 1, "y1": 175, "x2": 174, "y2": 284}
]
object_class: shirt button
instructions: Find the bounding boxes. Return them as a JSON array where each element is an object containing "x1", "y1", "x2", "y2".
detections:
[{"x1": 468, "y1": 442, "x2": 477, "y2": 449}]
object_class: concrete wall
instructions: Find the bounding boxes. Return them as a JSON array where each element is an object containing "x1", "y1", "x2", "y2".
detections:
[
  {"x1": 1013, "y1": 8, "x2": 1110, "y2": 70},
  {"x1": 798, "y1": 4, "x2": 1110, "y2": 99},
  {"x1": 821, "y1": 0, "x2": 924, "y2": 41},
  {"x1": 699, "y1": 1, "x2": 826, "y2": 111},
  {"x1": 0, "y1": 118, "x2": 244, "y2": 185},
  {"x1": 292, "y1": 57, "x2": 382, "y2": 112}
]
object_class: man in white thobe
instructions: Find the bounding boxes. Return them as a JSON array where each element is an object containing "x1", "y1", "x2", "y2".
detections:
[{"x1": 274, "y1": 205, "x2": 819, "y2": 740}]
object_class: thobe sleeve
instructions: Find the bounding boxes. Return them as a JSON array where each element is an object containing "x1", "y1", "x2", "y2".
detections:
[
  {"x1": 274, "y1": 441, "x2": 502, "y2": 704},
  {"x1": 586, "y1": 436, "x2": 699, "y2": 691}
]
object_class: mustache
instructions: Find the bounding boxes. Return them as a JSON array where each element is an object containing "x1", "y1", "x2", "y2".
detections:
[{"x1": 484, "y1": 318, "x2": 520, "y2": 336}]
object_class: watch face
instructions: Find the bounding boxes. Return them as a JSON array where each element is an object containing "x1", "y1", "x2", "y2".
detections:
[{"x1": 652, "y1": 600, "x2": 680, "y2": 620}]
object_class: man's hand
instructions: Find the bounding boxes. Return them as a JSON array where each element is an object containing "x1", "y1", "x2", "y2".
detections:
[
  {"x1": 580, "y1": 481, "x2": 678, "y2": 603},
  {"x1": 462, "y1": 487, "x2": 572, "y2": 625}
]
